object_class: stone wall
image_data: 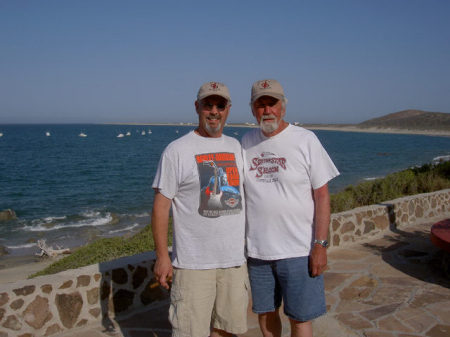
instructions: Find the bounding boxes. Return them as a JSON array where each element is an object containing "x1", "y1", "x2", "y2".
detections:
[
  {"x1": 0, "y1": 252, "x2": 169, "y2": 337},
  {"x1": 1, "y1": 189, "x2": 449, "y2": 336},
  {"x1": 329, "y1": 189, "x2": 450, "y2": 248}
]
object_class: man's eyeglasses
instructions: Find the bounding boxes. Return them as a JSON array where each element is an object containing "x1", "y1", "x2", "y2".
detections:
[{"x1": 201, "y1": 102, "x2": 227, "y2": 111}]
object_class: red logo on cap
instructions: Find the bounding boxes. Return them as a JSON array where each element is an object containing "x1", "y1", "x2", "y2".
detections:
[
  {"x1": 261, "y1": 80, "x2": 271, "y2": 89},
  {"x1": 210, "y1": 82, "x2": 219, "y2": 90}
]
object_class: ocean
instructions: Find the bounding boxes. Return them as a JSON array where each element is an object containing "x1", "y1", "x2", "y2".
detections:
[{"x1": 0, "y1": 124, "x2": 449, "y2": 256}]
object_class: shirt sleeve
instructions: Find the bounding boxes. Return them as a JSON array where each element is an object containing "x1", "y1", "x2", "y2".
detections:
[
  {"x1": 308, "y1": 133, "x2": 340, "y2": 190},
  {"x1": 152, "y1": 147, "x2": 178, "y2": 199}
]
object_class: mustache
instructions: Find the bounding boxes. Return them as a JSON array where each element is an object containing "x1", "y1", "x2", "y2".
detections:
[
  {"x1": 207, "y1": 114, "x2": 221, "y2": 120},
  {"x1": 261, "y1": 114, "x2": 277, "y2": 121}
]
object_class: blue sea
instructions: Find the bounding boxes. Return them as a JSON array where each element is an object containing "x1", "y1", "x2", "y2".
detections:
[{"x1": 0, "y1": 124, "x2": 449, "y2": 256}]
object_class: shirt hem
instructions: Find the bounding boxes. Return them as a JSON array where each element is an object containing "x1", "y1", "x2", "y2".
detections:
[
  {"x1": 247, "y1": 252, "x2": 309, "y2": 260},
  {"x1": 172, "y1": 259, "x2": 246, "y2": 270}
]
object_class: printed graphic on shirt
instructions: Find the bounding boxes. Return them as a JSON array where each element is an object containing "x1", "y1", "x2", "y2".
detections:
[
  {"x1": 249, "y1": 152, "x2": 287, "y2": 183},
  {"x1": 196, "y1": 152, "x2": 242, "y2": 218}
]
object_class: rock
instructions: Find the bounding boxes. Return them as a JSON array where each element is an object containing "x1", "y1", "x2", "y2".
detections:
[
  {"x1": 0, "y1": 209, "x2": 16, "y2": 222},
  {"x1": 23, "y1": 296, "x2": 52, "y2": 329},
  {"x1": 55, "y1": 292, "x2": 83, "y2": 329},
  {"x1": 0, "y1": 246, "x2": 7, "y2": 257}
]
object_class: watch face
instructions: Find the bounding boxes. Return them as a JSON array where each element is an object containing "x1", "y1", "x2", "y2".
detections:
[{"x1": 315, "y1": 239, "x2": 328, "y2": 247}]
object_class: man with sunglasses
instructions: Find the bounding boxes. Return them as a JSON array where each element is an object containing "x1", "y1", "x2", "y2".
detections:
[
  {"x1": 152, "y1": 81, "x2": 248, "y2": 337},
  {"x1": 242, "y1": 79, "x2": 339, "y2": 337}
]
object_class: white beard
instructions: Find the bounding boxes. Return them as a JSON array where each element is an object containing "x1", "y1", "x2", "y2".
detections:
[
  {"x1": 259, "y1": 115, "x2": 279, "y2": 134},
  {"x1": 205, "y1": 116, "x2": 222, "y2": 134}
]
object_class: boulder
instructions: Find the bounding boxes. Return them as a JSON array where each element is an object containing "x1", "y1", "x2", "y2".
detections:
[
  {"x1": 0, "y1": 245, "x2": 8, "y2": 256},
  {"x1": 0, "y1": 209, "x2": 17, "y2": 222}
]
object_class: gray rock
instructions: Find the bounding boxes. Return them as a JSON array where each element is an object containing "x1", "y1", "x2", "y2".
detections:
[
  {"x1": 0, "y1": 209, "x2": 17, "y2": 222},
  {"x1": 0, "y1": 245, "x2": 8, "y2": 256}
]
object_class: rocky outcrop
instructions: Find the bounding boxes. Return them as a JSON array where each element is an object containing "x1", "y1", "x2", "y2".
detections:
[{"x1": 0, "y1": 209, "x2": 16, "y2": 222}]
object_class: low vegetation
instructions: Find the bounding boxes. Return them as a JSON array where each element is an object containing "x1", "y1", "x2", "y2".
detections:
[
  {"x1": 32, "y1": 161, "x2": 450, "y2": 277},
  {"x1": 331, "y1": 161, "x2": 450, "y2": 213}
]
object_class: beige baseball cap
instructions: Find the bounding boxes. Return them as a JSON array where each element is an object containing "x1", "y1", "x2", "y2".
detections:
[
  {"x1": 197, "y1": 81, "x2": 231, "y2": 103},
  {"x1": 251, "y1": 79, "x2": 286, "y2": 103}
]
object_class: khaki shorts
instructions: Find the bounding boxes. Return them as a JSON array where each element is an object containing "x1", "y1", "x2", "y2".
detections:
[{"x1": 169, "y1": 264, "x2": 249, "y2": 337}]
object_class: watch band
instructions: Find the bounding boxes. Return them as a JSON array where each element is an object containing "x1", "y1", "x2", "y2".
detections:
[{"x1": 314, "y1": 239, "x2": 329, "y2": 248}]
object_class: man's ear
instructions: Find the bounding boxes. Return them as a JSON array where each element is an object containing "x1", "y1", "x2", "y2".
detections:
[{"x1": 195, "y1": 100, "x2": 199, "y2": 114}]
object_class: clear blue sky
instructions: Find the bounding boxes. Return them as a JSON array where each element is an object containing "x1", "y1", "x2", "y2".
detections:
[{"x1": 1, "y1": 0, "x2": 449, "y2": 124}]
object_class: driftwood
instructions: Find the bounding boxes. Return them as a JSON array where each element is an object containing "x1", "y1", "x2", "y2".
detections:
[{"x1": 36, "y1": 239, "x2": 71, "y2": 257}]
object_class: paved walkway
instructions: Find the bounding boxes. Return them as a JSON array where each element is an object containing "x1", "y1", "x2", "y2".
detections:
[{"x1": 59, "y1": 221, "x2": 450, "y2": 337}]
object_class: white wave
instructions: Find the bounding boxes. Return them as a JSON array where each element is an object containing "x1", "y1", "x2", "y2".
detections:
[
  {"x1": 432, "y1": 155, "x2": 450, "y2": 164},
  {"x1": 133, "y1": 212, "x2": 150, "y2": 218},
  {"x1": 23, "y1": 213, "x2": 113, "y2": 232},
  {"x1": 364, "y1": 177, "x2": 382, "y2": 181},
  {"x1": 6, "y1": 243, "x2": 37, "y2": 249},
  {"x1": 109, "y1": 223, "x2": 139, "y2": 234},
  {"x1": 81, "y1": 210, "x2": 101, "y2": 218},
  {"x1": 43, "y1": 216, "x2": 67, "y2": 222}
]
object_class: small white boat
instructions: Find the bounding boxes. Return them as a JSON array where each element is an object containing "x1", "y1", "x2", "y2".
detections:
[
  {"x1": 45, "y1": 131, "x2": 51, "y2": 137},
  {"x1": 141, "y1": 131, "x2": 146, "y2": 135},
  {"x1": 148, "y1": 129, "x2": 152, "y2": 134},
  {"x1": 0, "y1": 133, "x2": 3, "y2": 137},
  {"x1": 126, "y1": 132, "x2": 131, "y2": 136},
  {"x1": 79, "y1": 132, "x2": 87, "y2": 137},
  {"x1": 117, "y1": 133, "x2": 125, "y2": 138},
  {"x1": 175, "y1": 130, "x2": 179, "y2": 134}
]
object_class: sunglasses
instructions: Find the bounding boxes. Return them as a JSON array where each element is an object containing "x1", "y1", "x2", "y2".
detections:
[{"x1": 201, "y1": 102, "x2": 227, "y2": 111}]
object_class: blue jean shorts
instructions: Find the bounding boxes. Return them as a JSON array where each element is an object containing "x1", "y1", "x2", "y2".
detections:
[{"x1": 247, "y1": 256, "x2": 326, "y2": 322}]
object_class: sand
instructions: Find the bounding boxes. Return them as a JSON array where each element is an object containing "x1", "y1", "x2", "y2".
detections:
[{"x1": 0, "y1": 255, "x2": 60, "y2": 284}]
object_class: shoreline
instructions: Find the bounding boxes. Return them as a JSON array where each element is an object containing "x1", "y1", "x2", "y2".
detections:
[{"x1": 105, "y1": 122, "x2": 450, "y2": 137}]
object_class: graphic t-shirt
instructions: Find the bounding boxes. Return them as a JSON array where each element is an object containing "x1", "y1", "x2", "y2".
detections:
[
  {"x1": 242, "y1": 125, "x2": 339, "y2": 260},
  {"x1": 152, "y1": 131, "x2": 245, "y2": 269}
]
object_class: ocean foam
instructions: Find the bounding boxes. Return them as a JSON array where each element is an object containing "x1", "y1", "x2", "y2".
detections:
[
  {"x1": 23, "y1": 213, "x2": 113, "y2": 232},
  {"x1": 6, "y1": 243, "x2": 37, "y2": 249},
  {"x1": 109, "y1": 223, "x2": 139, "y2": 234}
]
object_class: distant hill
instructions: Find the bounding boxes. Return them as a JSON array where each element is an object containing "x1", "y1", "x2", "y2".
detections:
[{"x1": 359, "y1": 110, "x2": 450, "y2": 131}]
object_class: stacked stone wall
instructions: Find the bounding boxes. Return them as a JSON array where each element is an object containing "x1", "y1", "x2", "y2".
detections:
[
  {"x1": 1, "y1": 189, "x2": 449, "y2": 336},
  {"x1": 329, "y1": 189, "x2": 450, "y2": 248},
  {"x1": 0, "y1": 252, "x2": 168, "y2": 336}
]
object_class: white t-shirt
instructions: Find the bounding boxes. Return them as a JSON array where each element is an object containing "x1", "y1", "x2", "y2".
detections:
[
  {"x1": 242, "y1": 124, "x2": 339, "y2": 260},
  {"x1": 153, "y1": 131, "x2": 246, "y2": 269}
]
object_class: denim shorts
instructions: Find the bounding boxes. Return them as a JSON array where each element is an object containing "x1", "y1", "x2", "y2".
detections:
[{"x1": 247, "y1": 256, "x2": 326, "y2": 322}]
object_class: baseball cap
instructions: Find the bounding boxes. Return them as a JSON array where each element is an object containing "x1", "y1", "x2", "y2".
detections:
[
  {"x1": 251, "y1": 79, "x2": 286, "y2": 103},
  {"x1": 197, "y1": 81, "x2": 231, "y2": 104}
]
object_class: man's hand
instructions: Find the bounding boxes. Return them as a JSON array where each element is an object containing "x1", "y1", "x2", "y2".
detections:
[
  {"x1": 154, "y1": 255, "x2": 173, "y2": 289},
  {"x1": 309, "y1": 244, "x2": 327, "y2": 277}
]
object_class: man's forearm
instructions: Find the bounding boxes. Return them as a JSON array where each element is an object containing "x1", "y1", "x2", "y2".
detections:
[
  {"x1": 151, "y1": 191, "x2": 172, "y2": 259},
  {"x1": 313, "y1": 184, "x2": 331, "y2": 241}
]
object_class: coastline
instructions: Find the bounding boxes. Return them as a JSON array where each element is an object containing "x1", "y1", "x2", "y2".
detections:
[{"x1": 105, "y1": 122, "x2": 450, "y2": 137}]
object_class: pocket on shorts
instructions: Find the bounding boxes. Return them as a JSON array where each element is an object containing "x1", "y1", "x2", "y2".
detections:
[{"x1": 169, "y1": 271, "x2": 187, "y2": 330}]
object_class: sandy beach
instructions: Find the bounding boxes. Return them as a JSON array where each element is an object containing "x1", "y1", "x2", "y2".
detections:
[
  {"x1": 0, "y1": 255, "x2": 60, "y2": 284},
  {"x1": 301, "y1": 124, "x2": 450, "y2": 137}
]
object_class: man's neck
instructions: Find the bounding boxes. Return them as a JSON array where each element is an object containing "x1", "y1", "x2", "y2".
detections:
[{"x1": 195, "y1": 127, "x2": 222, "y2": 138}]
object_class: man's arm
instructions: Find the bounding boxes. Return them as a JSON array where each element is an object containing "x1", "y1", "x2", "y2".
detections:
[
  {"x1": 151, "y1": 190, "x2": 173, "y2": 289},
  {"x1": 309, "y1": 183, "x2": 331, "y2": 277}
]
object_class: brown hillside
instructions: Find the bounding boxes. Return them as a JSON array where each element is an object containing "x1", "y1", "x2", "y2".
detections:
[{"x1": 359, "y1": 110, "x2": 450, "y2": 131}]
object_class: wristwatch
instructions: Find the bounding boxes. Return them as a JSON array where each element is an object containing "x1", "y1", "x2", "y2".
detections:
[{"x1": 314, "y1": 239, "x2": 329, "y2": 248}]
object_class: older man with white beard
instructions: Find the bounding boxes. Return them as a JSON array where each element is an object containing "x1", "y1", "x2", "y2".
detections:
[{"x1": 242, "y1": 79, "x2": 339, "y2": 337}]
